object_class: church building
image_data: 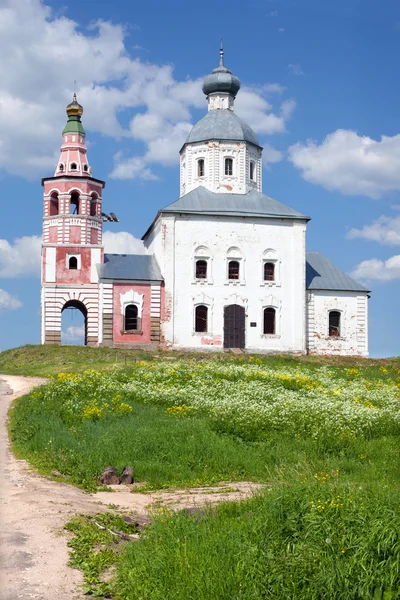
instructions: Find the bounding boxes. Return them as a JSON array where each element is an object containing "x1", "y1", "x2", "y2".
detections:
[{"x1": 41, "y1": 49, "x2": 370, "y2": 355}]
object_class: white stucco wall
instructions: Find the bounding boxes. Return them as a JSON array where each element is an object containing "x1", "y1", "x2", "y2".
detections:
[
  {"x1": 147, "y1": 213, "x2": 307, "y2": 353},
  {"x1": 307, "y1": 290, "x2": 369, "y2": 356},
  {"x1": 180, "y1": 141, "x2": 262, "y2": 197}
]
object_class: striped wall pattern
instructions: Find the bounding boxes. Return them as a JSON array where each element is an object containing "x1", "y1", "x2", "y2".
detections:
[
  {"x1": 100, "y1": 283, "x2": 113, "y2": 345},
  {"x1": 150, "y1": 284, "x2": 162, "y2": 342},
  {"x1": 42, "y1": 285, "x2": 100, "y2": 345}
]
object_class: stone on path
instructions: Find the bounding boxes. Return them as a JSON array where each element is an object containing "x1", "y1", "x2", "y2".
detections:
[
  {"x1": 98, "y1": 466, "x2": 120, "y2": 485},
  {"x1": 120, "y1": 466, "x2": 134, "y2": 484}
]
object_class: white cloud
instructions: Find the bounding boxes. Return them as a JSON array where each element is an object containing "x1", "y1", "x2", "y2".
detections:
[
  {"x1": 351, "y1": 255, "x2": 400, "y2": 281},
  {"x1": 0, "y1": 0, "x2": 295, "y2": 181},
  {"x1": 289, "y1": 129, "x2": 400, "y2": 199},
  {"x1": 235, "y1": 90, "x2": 295, "y2": 135},
  {"x1": 0, "y1": 289, "x2": 22, "y2": 311},
  {"x1": 288, "y1": 64, "x2": 304, "y2": 76},
  {"x1": 0, "y1": 235, "x2": 41, "y2": 278},
  {"x1": 263, "y1": 144, "x2": 283, "y2": 166},
  {"x1": 62, "y1": 325, "x2": 84, "y2": 342},
  {"x1": 103, "y1": 231, "x2": 146, "y2": 254},
  {"x1": 348, "y1": 214, "x2": 400, "y2": 245},
  {"x1": 110, "y1": 155, "x2": 158, "y2": 181}
]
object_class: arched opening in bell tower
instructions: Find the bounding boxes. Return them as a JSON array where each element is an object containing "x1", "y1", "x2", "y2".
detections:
[
  {"x1": 49, "y1": 192, "x2": 59, "y2": 216},
  {"x1": 61, "y1": 300, "x2": 87, "y2": 345},
  {"x1": 70, "y1": 191, "x2": 80, "y2": 215}
]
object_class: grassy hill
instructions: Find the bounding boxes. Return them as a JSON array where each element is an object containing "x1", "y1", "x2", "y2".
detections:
[
  {"x1": 0, "y1": 344, "x2": 398, "y2": 378},
  {"x1": 3, "y1": 345, "x2": 400, "y2": 598}
]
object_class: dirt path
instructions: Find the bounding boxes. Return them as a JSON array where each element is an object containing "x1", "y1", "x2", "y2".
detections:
[{"x1": 0, "y1": 375, "x2": 263, "y2": 600}]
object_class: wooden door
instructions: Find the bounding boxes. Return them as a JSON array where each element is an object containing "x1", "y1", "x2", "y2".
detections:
[{"x1": 223, "y1": 304, "x2": 245, "y2": 349}]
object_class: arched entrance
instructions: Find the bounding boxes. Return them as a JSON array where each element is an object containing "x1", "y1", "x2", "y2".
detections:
[
  {"x1": 61, "y1": 300, "x2": 87, "y2": 345},
  {"x1": 223, "y1": 304, "x2": 245, "y2": 349}
]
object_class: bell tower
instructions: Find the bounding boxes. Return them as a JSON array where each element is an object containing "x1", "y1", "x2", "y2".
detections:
[{"x1": 41, "y1": 95, "x2": 105, "y2": 345}]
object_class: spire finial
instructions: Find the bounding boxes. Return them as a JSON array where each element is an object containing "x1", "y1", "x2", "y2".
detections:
[{"x1": 219, "y1": 37, "x2": 224, "y2": 67}]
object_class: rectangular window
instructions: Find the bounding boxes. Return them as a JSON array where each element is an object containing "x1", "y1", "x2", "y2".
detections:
[{"x1": 196, "y1": 260, "x2": 207, "y2": 279}]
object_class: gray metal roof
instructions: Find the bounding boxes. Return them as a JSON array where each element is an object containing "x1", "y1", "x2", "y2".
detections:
[
  {"x1": 183, "y1": 110, "x2": 260, "y2": 149},
  {"x1": 306, "y1": 252, "x2": 369, "y2": 292},
  {"x1": 99, "y1": 254, "x2": 163, "y2": 281},
  {"x1": 159, "y1": 186, "x2": 309, "y2": 220}
]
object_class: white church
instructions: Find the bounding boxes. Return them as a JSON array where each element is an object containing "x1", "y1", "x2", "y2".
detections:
[{"x1": 40, "y1": 49, "x2": 369, "y2": 355}]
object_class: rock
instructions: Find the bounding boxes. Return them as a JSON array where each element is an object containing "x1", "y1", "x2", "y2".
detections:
[
  {"x1": 120, "y1": 466, "x2": 134, "y2": 484},
  {"x1": 98, "y1": 466, "x2": 120, "y2": 485}
]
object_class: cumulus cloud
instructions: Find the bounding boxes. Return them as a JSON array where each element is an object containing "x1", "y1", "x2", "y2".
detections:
[
  {"x1": 62, "y1": 325, "x2": 85, "y2": 343},
  {"x1": 235, "y1": 90, "x2": 295, "y2": 135},
  {"x1": 0, "y1": 235, "x2": 41, "y2": 278},
  {"x1": 263, "y1": 144, "x2": 283, "y2": 166},
  {"x1": 0, "y1": 289, "x2": 22, "y2": 311},
  {"x1": 351, "y1": 255, "x2": 400, "y2": 282},
  {"x1": 103, "y1": 231, "x2": 146, "y2": 254},
  {"x1": 0, "y1": 0, "x2": 295, "y2": 181},
  {"x1": 289, "y1": 130, "x2": 400, "y2": 199},
  {"x1": 348, "y1": 214, "x2": 400, "y2": 245}
]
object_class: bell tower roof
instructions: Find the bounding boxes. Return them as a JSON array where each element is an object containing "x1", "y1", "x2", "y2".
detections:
[{"x1": 63, "y1": 93, "x2": 85, "y2": 135}]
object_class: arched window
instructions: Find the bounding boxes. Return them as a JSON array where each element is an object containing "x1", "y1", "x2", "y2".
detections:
[
  {"x1": 70, "y1": 192, "x2": 80, "y2": 215},
  {"x1": 196, "y1": 260, "x2": 207, "y2": 279},
  {"x1": 228, "y1": 260, "x2": 240, "y2": 280},
  {"x1": 263, "y1": 308, "x2": 276, "y2": 334},
  {"x1": 90, "y1": 193, "x2": 98, "y2": 217},
  {"x1": 70, "y1": 162, "x2": 77, "y2": 170},
  {"x1": 125, "y1": 304, "x2": 138, "y2": 331},
  {"x1": 250, "y1": 161, "x2": 255, "y2": 181},
  {"x1": 83, "y1": 164, "x2": 88, "y2": 172},
  {"x1": 225, "y1": 158, "x2": 233, "y2": 176},
  {"x1": 197, "y1": 159, "x2": 205, "y2": 177},
  {"x1": 50, "y1": 193, "x2": 59, "y2": 216},
  {"x1": 329, "y1": 311, "x2": 341, "y2": 337},
  {"x1": 69, "y1": 256, "x2": 78, "y2": 270},
  {"x1": 58, "y1": 163, "x2": 64, "y2": 172},
  {"x1": 264, "y1": 262, "x2": 275, "y2": 281},
  {"x1": 195, "y1": 305, "x2": 208, "y2": 332}
]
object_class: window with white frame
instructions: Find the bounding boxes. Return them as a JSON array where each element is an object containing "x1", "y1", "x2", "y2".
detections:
[
  {"x1": 226, "y1": 247, "x2": 243, "y2": 283},
  {"x1": 249, "y1": 161, "x2": 255, "y2": 181},
  {"x1": 262, "y1": 249, "x2": 279, "y2": 285},
  {"x1": 66, "y1": 253, "x2": 81, "y2": 270},
  {"x1": 197, "y1": 158, "x2": 205, "y2": 177},
  {"x1": 224, "y1": 157, "x2": 233, "y2": 176},
  {"x1": 263, "y1": 307, "x2": 276, "y2": 334},
  {"x1": 195, "y1": 305, "x2": 208, "y2": 332},
  {"x1": 194, "y1": 246, "x2": 212, "y2": 283},
  {"x1": 328, "y1": 311, "x2": 341, "y2": 337}
]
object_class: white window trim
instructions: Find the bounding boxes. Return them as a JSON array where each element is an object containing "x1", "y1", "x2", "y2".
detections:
[
  {"x1": 260, "y1": 304, "x2": 280, "y2": 337},
  {"x1": 327, "y1": 309, "x2": 343, "y2": 340},
  {"x1": 66, "y1": 253, "x2": 81, "y2": 270},
  {"x1": 225, "y1": 257, "x2": 246, "y2": 286},
  {"x1": 192, "y1": 303, "x2": 212, "y2": 335}
]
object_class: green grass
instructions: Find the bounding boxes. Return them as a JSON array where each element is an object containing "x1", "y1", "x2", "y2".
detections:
[
  {"x1": 4, "y1": 346, "x2": 400, "y2": 598},
  {"x1": 65, "y1": 512, "x2": 139, "y2": 598},
  {"x1": 116, "y1": 483, "x2": 400, "y2": 600},
  {"x1": 1, "y1": 344, "x2": 400, "y2": 378}
]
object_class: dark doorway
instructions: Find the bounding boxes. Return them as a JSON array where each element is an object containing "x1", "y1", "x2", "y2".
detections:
[
  {"x1": 61, "y1": 300, "x2": 87, "y2": 345},
  {"x1": 223, "y1": 304, "x2": 245, "y2": 349}
]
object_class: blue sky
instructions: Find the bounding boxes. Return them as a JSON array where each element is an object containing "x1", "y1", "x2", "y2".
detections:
[{"x1": 1, "y1": 0, "x2": 400, "y2": 356}]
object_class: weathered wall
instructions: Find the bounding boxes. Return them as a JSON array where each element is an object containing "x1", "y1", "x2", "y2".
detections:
[
  {"x1": 112, "y1": 283, "x2": 152, "y2": 344},
  {"x1": 180, "y1": 140, "x2": 262, "y2": 196},
  {"x1": 307, "y1": 290, "x2": 369, "y2": 356},
  {"x1": 148, "y1": 213, "x2": 307, "y2": 353}
]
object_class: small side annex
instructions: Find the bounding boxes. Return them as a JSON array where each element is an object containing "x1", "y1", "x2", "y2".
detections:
[
  {"x1": 306, "y1": 252, "x2": 370, "y2": 357},
  {"x1": 97, "y1": 254, "x2": 164, "y2": 348}
]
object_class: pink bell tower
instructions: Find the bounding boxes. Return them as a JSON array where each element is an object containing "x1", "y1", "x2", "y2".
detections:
[{"x1": 41, "y1": 95, "x2": 105, "y2": 345}]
